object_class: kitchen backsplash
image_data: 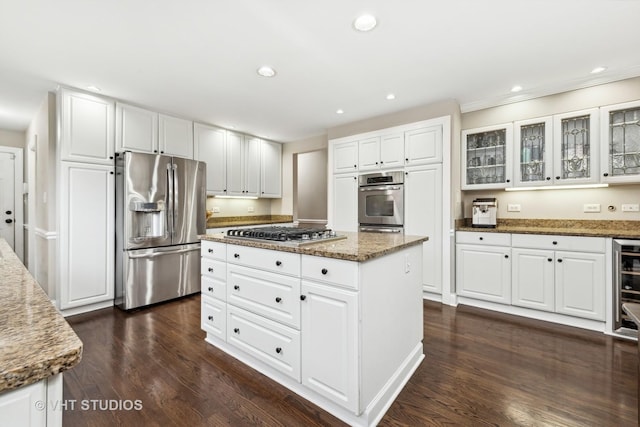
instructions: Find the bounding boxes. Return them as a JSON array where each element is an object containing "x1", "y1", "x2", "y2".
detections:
[{"x1": 205, "y1": 196, "x2": 272, "y2": 217}]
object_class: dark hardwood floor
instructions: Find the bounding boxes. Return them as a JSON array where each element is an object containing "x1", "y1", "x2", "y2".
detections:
[{"x1": 63, "y1": 296, "x2": 638, "y2": 426}]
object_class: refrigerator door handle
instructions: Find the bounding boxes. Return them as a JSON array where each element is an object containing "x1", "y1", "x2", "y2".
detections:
[
  {"x1": 127, "y1": 246, "x2": 199, "y2": 259},
  {"x1": 166, "y1": 163, "x2": 174, "y2": 236},
  {"x1": 172, "y1": 163, "x2": 179, "y2": 236}
]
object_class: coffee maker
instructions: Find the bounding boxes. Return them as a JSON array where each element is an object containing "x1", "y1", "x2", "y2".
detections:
[{"x1": 472, "y1": 198, "x2": 497, "y2": 228}]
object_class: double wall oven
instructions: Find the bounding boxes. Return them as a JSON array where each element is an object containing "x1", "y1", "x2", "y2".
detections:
[{"x1": 358, "y1": 171, "x2": 404, "y2": 233}]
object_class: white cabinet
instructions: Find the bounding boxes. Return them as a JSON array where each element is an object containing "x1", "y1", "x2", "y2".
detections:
[
  {"x1": 358, "y1": 134, "x2": 404, "y2": 171},
  {"x1": 513, "y1": 116, "x2": 554, "y2": 187},
  {"x1": 456, "y1": 242, "x2": 512, "y2": 304},
  {"x1": 554, "y1": 251, "x2": 605, "y2": 321},
  {"x1": 404, "y1": 125, "x2": 442, "y2": 166},
  {"x1": 461, "y1": 123, "x2": 513, "y2": 190},
  {"x1": 332, "y1": 173, "x2": 358, "y2": 232},
  {"x1": 552, "y1": 108, "x2": 599, "y2": 185},
  {"x1": 115, "y1": 103, "x2": 158, "y2": 154},
  {"x1": 226, "y1": 131, "x2": 261, "y2": 197},
  {"x1": 59, "y1": 88, "x2": 115, "y2": 165},
  {"x1": 511, "y1": 247, "x2": 555, "y2": 311},
  {"x1": 300, "y1": 279, "x2": 358, "y2": 413},
  {"x1": 260, "y1": 139, "x2": 282, "y2": 198},
  {"x1": 600, "y1": 99, "x2": 640, "y2": 183},
  {"x1": 158, "y1": 113, "x2": 194, "y2": 159},
  {"x1": 194, "y1": 123, "x2": 227, "y2": 195},
  {"x1": 59, "y1": 162, "x2": 114, "y2": 309},
  {"x1": 0, "y1": 380, "x2": 46, "y2": 427},
  {"x1": 333, "y1": 140, "x2": 359, "y2": 173},
  {"x1": 405, "y1": 165, "x2": 442, "y2": 294}
]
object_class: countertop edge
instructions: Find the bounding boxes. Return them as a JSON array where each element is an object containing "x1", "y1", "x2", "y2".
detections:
[{"x1": 455, "y1": 225, "x2": 640, "y2": 239}]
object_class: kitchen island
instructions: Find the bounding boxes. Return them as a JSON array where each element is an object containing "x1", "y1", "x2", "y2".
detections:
[
  {"x1": 199, "y1": 231, "x2": 428, "y2": 427},
  {"x1": 0, "y1": 238, "x2": 83, "y2": 426}
]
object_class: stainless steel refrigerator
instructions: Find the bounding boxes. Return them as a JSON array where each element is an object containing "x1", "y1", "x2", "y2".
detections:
[{"x1": 115, "y1": 151, "x2": 206, "y2": 310}]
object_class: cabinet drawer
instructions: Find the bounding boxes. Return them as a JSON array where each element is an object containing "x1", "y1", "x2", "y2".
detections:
[
  {"x1": 201, "y1": 241, "x2": 227, "y2": 261},
  {"x1": 227, "y1": 265, "x2": 301, "y2": 328},
  {"x1": 301, "y1": 255, "x2": 359, "y2": 290},
  {"x1": 227, "y1": 305, "x2": 301, "y2": 381},
  {"x1": 227, "y1": 244, "x2": 300, "y2": 276},
  {"x1": 201, "y1": 295, "x2": 226, "y2": 341},
  {"x1": 512, "y1": 234, "x2": 605, "y2": 253},
  {"x1": 202, "y1": 275, "x2": 226, "y2": 302},
  {"x1": 202, "y1": 258, "x2": 226, "y2": 281},
  {"x1": 456, "y1": 231, "x2": 511, "y2": 246}
]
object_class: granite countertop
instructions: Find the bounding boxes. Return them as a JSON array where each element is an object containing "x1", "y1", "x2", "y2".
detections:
[
  {"x1": 0, "y1": 239, "x2": 82, "y2": 392},
  {"x1": 201, "y1": 231, "x2": 428, "y2": 262},
  {"x1": 456, "y1": 219, "x2": 640, "y2": 239},
  {"x1": 206, "y1": 215, "x2": 293, "y2": 229}
]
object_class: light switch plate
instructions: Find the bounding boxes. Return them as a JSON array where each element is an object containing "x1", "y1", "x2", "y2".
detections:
[
  {"x1": 213, "y1": 207, "x2": 220, "y2": 213},
  {"x1": 583, "y1": 203, "x2": 601, "y2": 213},
  {"x1": 507, "y1": 204, "x2": 521, "y2": 212},
  {"x1": 622, "y1": 204, "x2": 640, "y2": 212}
]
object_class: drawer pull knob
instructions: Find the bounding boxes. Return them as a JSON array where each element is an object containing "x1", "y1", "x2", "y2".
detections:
[
  {"x1": 300, "y1": 295, "x2": 307, "y2": 301},
  {"x1": 208, "y1": 315, "x2": 213, "y2": 321},
  {"x1": 234, "y1": 285, "x2": 240, "y2": 291},
  {"x1": 275, "y1": 297, "x2": 282, "y2": 303},
  {"x1": 208, "y1": 248, "x2": 213, "y2": 253},
  {"x1": 321, "y1": 268, "x2": 328, "y2": 275},
  {"x1": 234, "y1": 253, "x2": 240, "y2": 258},
  {"x1": 208, "y1": 267, "x2": 214, "y2": 273},
  {"x1": 208, "y1": 287, "x2": 214, "y2": 292},
  {"x1": 276, "y1": 347, "x2": 282, "y2": 354},
  {"x1": 552, "y1": 241, "x2": 558, "y2": 245},
  {"x1": 557, "y1": 259, "x2": 563, "y2": 263},
  {"x1": 234, "y1": 328, "x2": 240, "y2": 334},
  {"x1": 276, "y1": 260, "x2": 282, "y2": 266},
  {"x1": 479, "y1": 237, "x2": 483, "y2": 241}
]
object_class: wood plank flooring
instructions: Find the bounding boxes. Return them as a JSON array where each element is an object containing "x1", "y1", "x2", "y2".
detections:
[{"x1": 63, "y1": 295, "x2": 638, "y2": 426}]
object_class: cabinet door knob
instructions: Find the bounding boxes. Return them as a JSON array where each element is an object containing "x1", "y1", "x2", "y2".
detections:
[
  {"x1": 603, "y1": 173, "x2": 609, "y2": 177},
  {"x1": 300, "y1": 295, "x2": 307, "y2": 301},
  {"x1": 555, "y1": 176, "x2": 561, "y2": 180},
  {"x1": 276, "y1": 260, "x2": 282, "y2": 266},
  {"x1": 234, "y1": 253, "x2": 240, "y2": 258},
  {"x1": 233, "y1": 328, "x2": 240, "y2": 334},
  {"x1": 275, "y1": 297, "x2": 282, "y2": 303},
  {"x1": 506, "y1": 179, "x2": 510, "y2": 183},
  {"x1": 321, "y1": 268, "x2": 328, "y2": 275},
  {"x1": 375, "y1": 161, "x2": 379, "y2": 165},
  {"x1": 547, "y1": 258, "x2": 553, "y2": 262},
  {"x1": 208, "y1": 315, "x2": 213, "y2": 321},
  {"x1": 479, "y1": 237, "x2": 484, "y2": 241},
  {"x1": 5, "y1": 219, "x2": 12, "y2": 224},
  {"x1": 405, "y1": 158, "x2": 409, "y2": 162},
  {"x1": 208, "y1": 248, "x2": 214, "y2": 253},
  {"x1": 353, "y1": 164, "x2": 357, "y2": 168},
  {"x1": 557, "y1": 259, "x2": 563, "y2": 263},
  {"x1": 208, "y1": 267, "x2": 214, "y2": 273},
  {"x1": 208, "y1": 287, "x2": 213, "y2": 292},
  {"x1": 275, "y1": 347, "x2": 282, "y2": 354},
  {"x1": 552, "y1": 241, "x2": 558, "y2": 245},
  {"x1": 546, "y1": 177, "x2": 551, "y2": 181},
  {"x1": 234, "y1": 285, "x2": 240, "y2": 290},
  {"x1": 5, "y1": 211, "x2": 11, "y2": 215},
  {"x1": 504, "y1": 254, "x2": 509, "y2": 259}
]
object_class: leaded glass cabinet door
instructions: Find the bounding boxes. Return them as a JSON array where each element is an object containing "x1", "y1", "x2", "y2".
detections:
[
  {"x1": 553, "y1": 108, "x2": 599, "y2": 185},
  {"x1": 601, "y1": 100, "x2": 640, "y2": 184},
  {"x1": 514, "y1": 117, "x2": 553, "y2": 188},
  {"x1": 461, "y1": 123, "x2": 513, "y2": 190}
]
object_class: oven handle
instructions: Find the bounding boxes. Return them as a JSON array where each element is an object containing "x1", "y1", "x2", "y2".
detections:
[
  {"x1": 360, "y1": 185, "x2": 402, "y2": 191},
  {"x1": 360, "y1": 227, "x2": 403, "y2": 233}
]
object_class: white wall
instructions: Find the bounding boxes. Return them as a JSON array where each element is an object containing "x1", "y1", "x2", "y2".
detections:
[
  {"x1": 461, "y1": 76, "x2": 640, "y2": 221},
  {"x1": 205, "y1": 197, "x2": 272, "y2": 217},
  {"x1": 0, "y1": 129, "x2": 25, "y2": 148},
  {"x1": 295, "y1": 149, "x2": 328, "y2": 222}
]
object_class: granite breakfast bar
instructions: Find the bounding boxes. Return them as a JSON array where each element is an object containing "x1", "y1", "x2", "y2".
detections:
[
  {"x1": 0, "y1": 238, "x2": 82, "y2": 426},
  {"x1": 199, "y1": 231, "x2": 428, "y2": 427}
]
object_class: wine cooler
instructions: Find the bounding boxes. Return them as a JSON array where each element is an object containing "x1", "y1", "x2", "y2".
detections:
[{"x1": 614, "y1": 239, "x2": 640, "y2": 338}]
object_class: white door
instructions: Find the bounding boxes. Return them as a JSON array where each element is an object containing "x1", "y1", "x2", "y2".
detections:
[
  {"x1": 0, "y1": 152, "x2": 15, "y2": 247},
  {"x1": 555, "y1": 251, "x2": 605, "y2": 320},
  {"x1": 511, "y1": 248, "x2": 555, "y2": 312},
  {"x1": 332, "y1": 174, "x2": 358, "y2": 232},
  {"x1": 456, "y1": 244, "x2": 511, "y2": 304}
]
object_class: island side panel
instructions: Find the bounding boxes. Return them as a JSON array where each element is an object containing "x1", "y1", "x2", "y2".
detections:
[{"x1": 359, "y1": 244, "x2": 424, "y2": 410}]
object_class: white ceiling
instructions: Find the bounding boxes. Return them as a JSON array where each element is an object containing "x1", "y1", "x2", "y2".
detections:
[{"x1": 0, "y1": 0, "x2": 639, "y2": 142}]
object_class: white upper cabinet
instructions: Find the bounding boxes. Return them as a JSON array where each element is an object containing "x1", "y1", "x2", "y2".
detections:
[
  {"x1": 59, "y1": 88, "x2": 115, "y2": 165},
  {"x1": 359, "y1": 134, "x2": 405, "y2": 171},
  {"x1": 226, "y1": 131, "x2": 245, "y2": 196},
  {"x1": 115, "y1": 103, "x2": 158, "y2": 154},
  {"x1": 552, "y1": 108, "x2": 599, "y2": 185},
  {"x1": 358, "y1": 137, "x2": 381, "y2": 171},
  {"x1": 260, "y1": 139, "x2": 282, "y2": 198},
  {"x1": 158, "y1": 113, "x2": 194, "y2": 159},
  {"x1": 461, "y1": 123, "x2": 513, "y2": 190},
  {"x1": 513, "y1": 116, "x2": 553, "y2": 187},
  {"x1": 333, "y1": 140, "x2": 359, "y2": 173},
  {"x1": 600, "y1": 99, "x2": 640, "y2": 184},
  {"x1": 194, "y1": 123, "x2": 227, "y2": 195},
  {"x1": 404, "y1": 125, "x2": 442, "y2": 166}
]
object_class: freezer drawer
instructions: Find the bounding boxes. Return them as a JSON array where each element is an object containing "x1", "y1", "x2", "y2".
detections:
[{"x1": 117, "y1": 243, "x2": 201, "y2": 310}]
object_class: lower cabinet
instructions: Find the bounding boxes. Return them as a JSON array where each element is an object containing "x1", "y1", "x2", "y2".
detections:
[
  {"x1": 554, "y1": 251, "x2": 605, "y2": 320},
  {"x1": 0, "y1": 374, "x2": 63, "y2": 427},
  {"x1": 511, "y1": 248, "x2": 555, "y2": 312}
]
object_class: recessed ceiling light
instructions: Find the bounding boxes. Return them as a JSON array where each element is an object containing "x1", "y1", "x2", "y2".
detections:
[
  {"x1": 336, "y1": 109, "x2": 344, "y2": 115},
  {"x1": 511, "y1": 85, "x2": 523, "y2": 93},
  {"x1": 86, "y1": 85, "x2": 102, "y2": 92},
  {"x1": 257, "y1": 66, "x2": 276, "y2": 77},
  {"x1": 353, "y1": 14, "x2": 377, "y2": 32},
  {"x1": 591, "y1": 66, "x2": 607, "y2": 74},
  {"x1": 386, "y1": 93, "x2": 396, "y2": 100}
]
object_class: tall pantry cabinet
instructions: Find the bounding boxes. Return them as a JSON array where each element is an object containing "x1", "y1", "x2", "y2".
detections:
[{"x1": 57, "y1": 88, "x2": 115, "y2": 313}]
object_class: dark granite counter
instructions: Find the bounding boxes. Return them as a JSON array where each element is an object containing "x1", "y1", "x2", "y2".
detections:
[{"x1": 456, "y1": 219, "x2": 640, "y2": 239}]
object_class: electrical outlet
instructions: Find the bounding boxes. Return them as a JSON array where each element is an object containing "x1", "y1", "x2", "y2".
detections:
[
  {"x1": 507, "y1": 204, "x2": 521, "y2": 212},
  {"x1": 213, "y1": 207, "x2": 220, "y2": 213},
  {"x1": 247, "y1": 206, "x2": 255, "y2": 213},
  {"x1": 583, "y1": 203, "x2": 601, "y2": 213},
  {"x1": 622, "y1": 204, "x2": 640, "y2": 212}
]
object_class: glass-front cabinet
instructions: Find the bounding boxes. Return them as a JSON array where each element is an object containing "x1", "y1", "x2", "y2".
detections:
[
  {"x1": 513, "y1": 116, "x2": 553, "y2": 187},
  {"x1": 461, "y1": 123, "x2": 513, "y2": 190},
  {"x1": 552, "y1": 108, "x2": 599, "y2": 185},
  {"x1": 600, "y1": 100, "x2": 640, "y2": 183}
]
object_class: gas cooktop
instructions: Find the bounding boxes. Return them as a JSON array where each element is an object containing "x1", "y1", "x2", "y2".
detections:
[{"x1": 225, "y1": 226, "x2": 346, "y2": 247}]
